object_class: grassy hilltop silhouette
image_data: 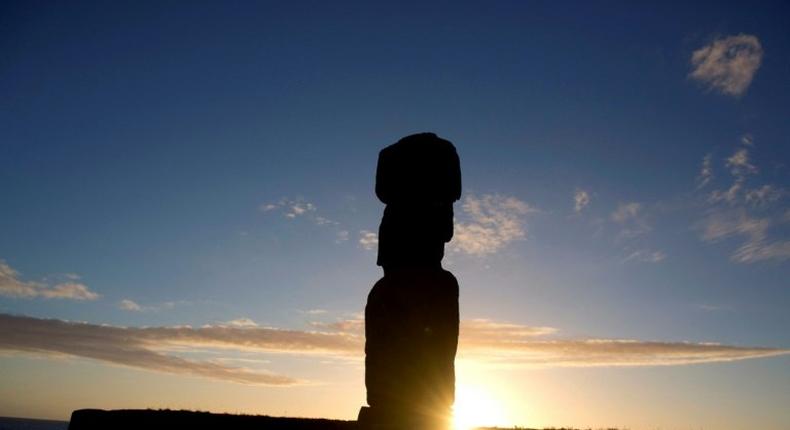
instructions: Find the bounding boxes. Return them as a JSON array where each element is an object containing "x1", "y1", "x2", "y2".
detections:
[{"x1": 67, "y1": 409, "x2": 622, "y2": 430}]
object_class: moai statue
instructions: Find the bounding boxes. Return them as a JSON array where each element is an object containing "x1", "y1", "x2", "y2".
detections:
[{"x1": 358, "y1": 133, "x2": 461, "y2": 430}]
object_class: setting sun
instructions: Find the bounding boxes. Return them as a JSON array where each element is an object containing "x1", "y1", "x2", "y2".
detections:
[{"x1": 453, "y1": 384, "x2": 510, "y2": 430}]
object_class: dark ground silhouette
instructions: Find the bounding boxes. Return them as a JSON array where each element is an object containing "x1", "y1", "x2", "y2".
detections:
[{"x1": 66, "y1": 408, "x2": 620, "y2": 430}]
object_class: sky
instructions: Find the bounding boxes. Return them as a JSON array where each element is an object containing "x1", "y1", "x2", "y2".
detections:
[{"x1": 1, "y1": 1, "x2": 789, "y2": 429}]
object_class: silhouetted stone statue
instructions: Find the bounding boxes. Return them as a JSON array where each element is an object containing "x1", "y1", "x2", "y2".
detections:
[{"x1": 358, "y1": 133, "x2": 461, "y2": 430}]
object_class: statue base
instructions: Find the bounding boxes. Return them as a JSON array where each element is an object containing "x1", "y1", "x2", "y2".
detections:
[{"x1": 357, "y1": 406, "x2": 451, "y2": 430}]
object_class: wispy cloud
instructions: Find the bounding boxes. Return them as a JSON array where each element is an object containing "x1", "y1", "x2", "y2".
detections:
[
  {"x1": 745, "y1": 185, "x2": 784, "y2": 207},
  {"x1": 0, "y1": 260, "x2": 99, "y2": 301},
  {"x1": 696, "y1": 154, "x2": 714, "y2": 189},
  {"x1": 622, "y1": 249, "x2": 666, "y2": 264},
  {"x1": 697, "y1": 142, "x2": 789, "y2": 263},
  {"x1": 119, "y1": 299, "x2": 142, "y2": 312},
  {"x1": 118, "y1": 299, "x2": 183, "y2": 313},
  {"x1": 461, "y1": 338, "x2": 786, "y2": 367},
  {"x1": 690, "y1": 34, "x2": 763, "y2": 97},
  {"x1": 726, "y1": 148, "x2": 758, "y2": 177},
  {"x1": 698, "y1": 304, "x2": 734, "y2": 312},
  {"x1": 610, "y1": 202, "x2": 651, "y2": 239},
  {"x1": 706, "y1": 147, "x2": 761, "y2": 205},
  {"x1": 2, "y1": 313, "x2": 785, "y2": 385},
  {"x1": 260, "y1": 198, "x2": 317, "y2": 219},
  {"x1": 451, "y1": 194, "x2": 536, "y2": 256},
  {"x1": 0, "y1": 314, "x2": 359, "y2": 386},
  {"x1": 222, "y1": 318, "x2": 259, "y2": 328},
  {"x1": 574, "y1": 189, "x2": 591, "y2": 213},
  {"x1": 358, "y1": 230, "x2": 378, "y2": 251},
  {"x1": 261, "y1": 197, "x2": 354, "y2": 244},
  {"x1": 611, "y1": 202, "x2": 641, "y2": 223},
  {"x1": 699, "y1": 209, "x2": 790, "y2": 263}
]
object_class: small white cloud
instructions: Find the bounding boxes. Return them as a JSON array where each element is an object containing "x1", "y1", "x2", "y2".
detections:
[
  {"x1": 708, "y1": 181, "x2": 743, "y2": 205},
  {"x1": 611, "y1": 202, "x2": 641, "y2": 223},
  {"x1": 740, "y1": 133, "x2": 754, "y2": 146},
  {"x1": 304, "y1": 309, "x2": 327, "y2": 315},
  {"x1": 223, "y1": 318, "x2": 259, "y2": 328},
  {"x1": 451, "y1": 194, "x2": 536, "y2": 256},
  {"x1": 745, "y1": 185, "x2": 784, "y2": 207},
  {"x1": 726, "y1": 148, "x2": 757, "y2": 177},
  {"x1": 574, "y1": 189, "x2": 591, "y2": 213},
  {"x1": 0, "y1": 260, "x2": 99, "y2": 301},
  {"x1": 359, "y1": 230, "x2": 378, "y2": 251},
  {"x1": 286, "y1": 202, "x2": 315, "y2": 218},
  {"x1": 41, "y1": 283, "x2": 98, "y2": 300},
  {"x1": 690, "y1": 34, "x2": 763, "y2": 96},
  {"x1": 696, "y1": 154, "x2": 714, "y2": 189},
  {"x1": 610, "y1": 202, "x2": 651, "y2": 239},
  {"x1": 622, "y1": 249, "x2": 666, "y2": 264},
  {"x1": 707, "y1": 146, "x2": 772, "y2": 206},
  {"x1": 260, "y1": 198, "x2": 349, "y2": 244},
  {"x1": 260, "y1": 198, "x2": 317, "y2": 219},
  {"x1": 315, "y1": 216, "x2": 338, "y2": 226},
  {"x1": 119, "y1": 299, "x2": 143, "y2": 312},
  {"x1": 698, "y1": 304, "x2": 733, "y2": 312}
]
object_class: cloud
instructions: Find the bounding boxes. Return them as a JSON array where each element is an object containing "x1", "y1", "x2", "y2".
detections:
[
  {"x1": 697, "y1": 141, "x2": 789, "y2": 263},
  {"x1": 260, "y1": 198, "x2": 317, "y2": 219},
  {"x1": 461, "y1": 338, "x2": 787, "y2": 367},
  {"x1": 359, "y1": 230, "x2": 378, "y2": 251},
  {"x1": 0, "y1": 314, "x2": 786, "y2": 384},
  {"x1": 451, "y1": 194, "x2": 536, "y2": 256},
  {"x1": 732, "y1": 239, "x2": 790, "y2": 264},
  {"x1": 261, "y1": 197, "x2": 352, "y2": 244},
  {"x1": 690, "y1": 34, "x2": 763, "y2": 96},
  {"x1": 223, "y1": 318, "x2": 259, "y2": 328},
  {"x1": 610, "y1": 202, "x2": 651, "y2": 239},
  {"x1": 119, "y1": 299, "x2": 143, "y2": 312},
  {"x1": 0, "y1": 314, "x2": 360, "y2": 385},
  {"x1": 622, "y1": 249, "x2": 666, "y2": 264},
  {"x1": 574, "y1": 189, "x2": 591, "y2": 213},
  {"x1": 336, "y1": 230, "x2": 349, "y2": 243},
  {"x1": 118, "y1": 299, "x2": 184, "y2": 313},
  {"x1": 745, "y1": 185, "x2": 784, "y2": 207},
  {"x1": 699, "y1": 209, "x2": 790, "y2": 263},
  {"x1": 696, "y1": 154, "x2": 714, "y2": 189},
  {"x1": 700, "y1": 209, "x2": 767, "y2": 242},
  {"x1": 726, "y1": 148, "x2": 757, "y2": 177},
  {"x1": 707, "y1": 147, "x2": 770, "y2": 206},
  {"x1": 740, "y1": 133, "x2": 754, "y2": 146},
  {"x1": 698, "y1": 304, "x2": 733, "y2": 312},
  {"x1": 611, "y1": 202, "x2": 641, "y2": 223},
  {"x1": 461, "y1": 319, "x2": 557, "y2": 339},
  {"x1": 708, "y1": 182, "x2": 743, "y2": 205},
  {"x1": 0, "y1": 260, "x2": 99, "y2": 301}
]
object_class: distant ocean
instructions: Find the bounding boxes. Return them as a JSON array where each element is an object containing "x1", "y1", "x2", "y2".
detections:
[{"x1": 0, "y1": 417, "x2": 68, "y2": 430}]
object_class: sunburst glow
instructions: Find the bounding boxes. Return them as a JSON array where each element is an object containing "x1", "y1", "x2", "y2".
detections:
[{"x1": 452, "y1": 384, "x2": 509, "y2": 430}]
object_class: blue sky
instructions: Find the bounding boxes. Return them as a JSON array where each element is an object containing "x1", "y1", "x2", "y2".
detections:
[{"x1": 1, "y1": 2, "x2": 789, "y2": 429}]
